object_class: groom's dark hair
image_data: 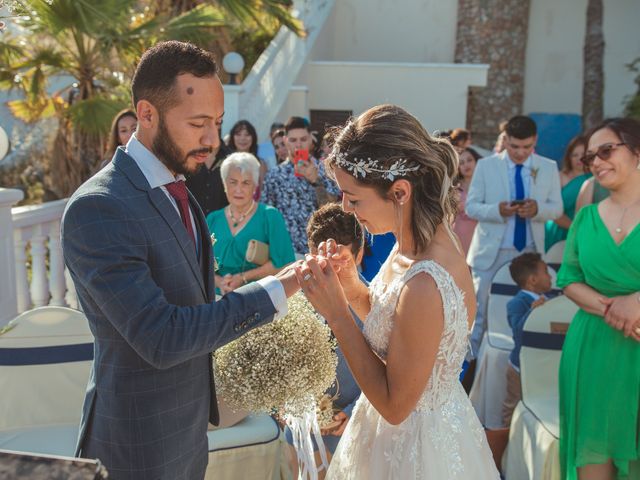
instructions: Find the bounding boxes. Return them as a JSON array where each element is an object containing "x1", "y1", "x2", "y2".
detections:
[{"x1": 131, "y1": 41, "x2": 218, "y2": 114}]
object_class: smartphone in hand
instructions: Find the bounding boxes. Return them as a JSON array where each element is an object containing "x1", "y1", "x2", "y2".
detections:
[
  {"x1": 510, "y1": 199, "x2": 526, "y2": 207},
  {"x1": 293, "y1": 149, "x2": 309, "y2": 177}
]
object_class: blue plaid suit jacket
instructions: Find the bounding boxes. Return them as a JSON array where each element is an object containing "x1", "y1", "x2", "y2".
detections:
[{"x1": 61, "y1": 149, "x2": 277, "y2": 479}]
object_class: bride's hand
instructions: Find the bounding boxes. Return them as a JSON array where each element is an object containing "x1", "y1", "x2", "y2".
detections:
[
  {"x1": 294, "y1": 254, "x2": 350, "y2": 327},
  {"x1": 317, "y1": 239, "x2": 361, "y2": 301}
]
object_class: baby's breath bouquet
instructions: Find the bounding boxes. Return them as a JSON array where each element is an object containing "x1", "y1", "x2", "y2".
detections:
[{"x1": 213, "y1": 292, "x2": 338, "y2": 479}]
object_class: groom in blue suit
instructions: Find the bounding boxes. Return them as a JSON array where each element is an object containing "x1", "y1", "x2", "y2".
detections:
[{"x1": 62, "y1": 41, "x2": 299, "y2": 479}]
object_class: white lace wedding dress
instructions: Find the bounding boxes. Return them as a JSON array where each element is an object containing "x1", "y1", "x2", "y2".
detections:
[{"x1": 326, "y1": 258, "x2": 500, "y2": 479}]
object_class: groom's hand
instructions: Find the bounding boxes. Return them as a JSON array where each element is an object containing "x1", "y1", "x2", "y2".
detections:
[{"x1": 276, "y1": 262, "x2": 303, "y2": 298}]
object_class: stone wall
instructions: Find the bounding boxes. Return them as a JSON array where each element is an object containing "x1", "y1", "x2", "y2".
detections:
[{"x1": 455, "y1": 0, "x2": 531, "y2": 149}]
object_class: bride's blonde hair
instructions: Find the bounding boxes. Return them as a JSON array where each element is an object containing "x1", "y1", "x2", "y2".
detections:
[{"x1": 326, "y1": 104, "x2": 459, "y2": 255}]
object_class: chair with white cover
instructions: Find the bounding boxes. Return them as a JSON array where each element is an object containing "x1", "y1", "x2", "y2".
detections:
[
  {"x1": 206, "y1": 414, "x2": 286, "y2": 480},
  {"x1": 470, "y1": 262, "x2": 558, "y2": 429},
  {"x1": 0, "y1": 307, "x2": 94, "y2": 457},
  {"x1": 503, "y1": 295, "x2": 578, "y2": 480},
  {"x1": 469, "y1": 262, "x2": 516, "y2": 429},
  {"x1": 543, "y1": 240, "x2": 566, "y2": 273}
]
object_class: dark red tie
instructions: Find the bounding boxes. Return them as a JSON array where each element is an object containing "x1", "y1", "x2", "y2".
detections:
[{"x1": 164, "y1": 180, "x2": 196, "y2": 248}]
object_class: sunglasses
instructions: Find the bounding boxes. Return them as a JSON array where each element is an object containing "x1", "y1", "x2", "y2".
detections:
[{"x1": 581, "y1": 142, "x2": 626, "y2": 167}]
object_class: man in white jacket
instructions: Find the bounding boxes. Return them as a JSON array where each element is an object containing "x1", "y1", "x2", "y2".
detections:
[{"x1": 465, "y1": 115, "x2": 562, "y2": 360}]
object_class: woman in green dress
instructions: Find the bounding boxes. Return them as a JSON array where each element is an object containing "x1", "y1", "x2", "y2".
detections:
[
  {"x1": 207, "y1": 152, "x2": 295, "y2": 295},
  {"x1": 545, "y1": 136, "x2": 590, "y2": 251},
  {"x1": 557, "y1": 118, "x2": 640, "y2": 480}
]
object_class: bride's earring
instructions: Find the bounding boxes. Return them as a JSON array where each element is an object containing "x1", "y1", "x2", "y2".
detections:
[{"x1": 397, "y1": 200, "x2": 404, "y2": 252}]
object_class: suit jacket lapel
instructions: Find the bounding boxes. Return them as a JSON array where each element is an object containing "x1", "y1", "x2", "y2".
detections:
[
  {"x1": 114, "y1": 149, "x2": 207, "y2": 299},
  {"x1": 499, "y1": 152, "x2": 511, "y2": 199},
  {"x1": 148, "y1": 188, "x2": 207, "y2": 299},
  {"x1": 529, "y1": 155, "x2": 539, "y2": 200},
  {"x1": 188, "y1": 191, "x2": 215, "y2": 301}
]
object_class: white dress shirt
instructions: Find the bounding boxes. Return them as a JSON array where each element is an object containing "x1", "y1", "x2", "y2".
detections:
[
  {"x1": 500, "y1": 154, "x2": 535, "y2": 249},
  {"x1": 125, "y1": 134, "x2": 288, "y2": 319}
]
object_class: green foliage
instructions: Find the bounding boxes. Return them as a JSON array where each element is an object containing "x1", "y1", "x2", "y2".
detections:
[
  {"x1": 214, "y1": 0, "x2": 304, "y2": 37},
  {"x1": 0, "y1": 0, "x2": 303, "y2": 196}
]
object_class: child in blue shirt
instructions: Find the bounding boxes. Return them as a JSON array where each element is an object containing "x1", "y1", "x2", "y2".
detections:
[{"x1": 503, "y1": 252, "x2": 552, "y2": 427}]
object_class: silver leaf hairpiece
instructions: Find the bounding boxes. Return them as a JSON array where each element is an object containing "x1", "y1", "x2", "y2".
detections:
[{"x1": 333, "y1": 148, "x2": 421, "y2": 181}]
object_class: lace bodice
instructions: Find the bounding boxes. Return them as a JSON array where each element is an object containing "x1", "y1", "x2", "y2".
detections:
[
  {"x1": 326, "y1": 252, "x2": 499, "y2": 479},
  {"x1": 363, "y1": 256, "x2": 470, "y2": 411}
]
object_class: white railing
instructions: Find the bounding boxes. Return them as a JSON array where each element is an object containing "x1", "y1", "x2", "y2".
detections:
[
  {"x1": 223, "y1": 0, "x2": 335, "y2": 140},
  {"x1": 0, "y1": 189, "x2": 77, "y2": 325},
  {"x1": 11, "y1": 198, "x2": 77, "y2": 314}
]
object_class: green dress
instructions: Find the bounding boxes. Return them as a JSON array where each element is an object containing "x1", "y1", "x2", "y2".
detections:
[
  {"x1": 557, "y1": 204, "x2": 640, "y2": 479},
  {"x1": 206, "y1": 203, "x2": 295, "y2": 292},
  {"x1": 545, "y1": 174, "x2": 591, "y2": 252}
]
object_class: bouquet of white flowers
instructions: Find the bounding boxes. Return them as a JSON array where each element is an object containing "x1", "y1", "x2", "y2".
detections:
[{"x1": 213, "y1": 292, "x2": 338, "y2": 479}]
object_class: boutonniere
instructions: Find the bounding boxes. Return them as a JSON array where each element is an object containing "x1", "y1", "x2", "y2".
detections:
[
  {"x1": 210, "y1": 233, "x2": 219, "y2": 271},
  {"x1": 530, "y1": 167, "x2": 539, "y2": 184}
]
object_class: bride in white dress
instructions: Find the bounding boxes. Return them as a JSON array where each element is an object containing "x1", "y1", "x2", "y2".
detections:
[{"x1": 296, "y1": 104, "x2": 499, "y2": 479}]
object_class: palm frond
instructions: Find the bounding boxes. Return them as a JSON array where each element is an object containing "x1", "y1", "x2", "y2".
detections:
[
  {"x1": 214, "y1": 0, "x2": 305, "y2": 36},
  {"x1": 161, "y1": 4, "x2": 227, "y2": 45},
  {"x1": 67, "y1": 96, "x2": 125, "y2": 136},
  {"x1": 7, "y1": 96, "x2": 60, "y2": 123}
]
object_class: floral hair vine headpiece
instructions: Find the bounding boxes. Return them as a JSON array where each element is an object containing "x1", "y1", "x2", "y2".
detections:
[{"x1": 332, "y1": 147, "x2": 422, "y2": 181}]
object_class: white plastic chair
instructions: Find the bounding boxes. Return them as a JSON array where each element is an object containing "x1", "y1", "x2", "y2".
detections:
[
  {"x1": 503, "y1": 295, "x2": 578, "y2": 480},
  {"x1": 0, "y1": 307, "x2": 94, "y2": 456}
]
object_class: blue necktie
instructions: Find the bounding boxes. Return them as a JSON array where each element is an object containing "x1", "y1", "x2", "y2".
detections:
[{"x1": 514, "y1": 164, "x2": 526, "y2": 251}]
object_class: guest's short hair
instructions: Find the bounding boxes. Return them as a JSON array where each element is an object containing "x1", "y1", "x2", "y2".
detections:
[
  {"x1": 509, "y1": 253, "x2": 544, "y2": 289},
  {"x1": 306, "y1": 203, "x2": 364, "y2": 258},
  {"x1": 285, "y1": 116, "x2": 310, "y2": 134},
  {"x1": 463, "y1": 147, "x2": 482, "y2": 162},
  {"x1": 450, "y1": 128, "x2": 471, "y2": 147},
  {"x1": 131, "y1": 41, "x2": 218, "y2": 114},
  {"x1": 270, "y1": 122, "x2": 285, "y2": 134},
  {"x1": 505, "y1": 115, "x2": 537, "y2": 140},
  {"x1": 271, "y1": 129, "x2": 285, "y2": 143},
  {"x1": 220, "y1": 152, "x2": 261, "y2": 185}
]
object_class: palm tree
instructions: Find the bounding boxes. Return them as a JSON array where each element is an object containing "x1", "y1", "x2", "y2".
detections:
[
  {"x1": 151, "y1": 0, "x2": 305, "y2": 83},
  {"x1": 582, "y1": 0, "x2": 604, "y2": 130},
  {"x1": 153, "y1": 0, "x2": 304, "y2": 36},
  {"x1": 0, "y1": 0, "x2": 303, "y2": 198},
  {"x1": 1, "y1": 0, "x2": 230, "y2": 197}
]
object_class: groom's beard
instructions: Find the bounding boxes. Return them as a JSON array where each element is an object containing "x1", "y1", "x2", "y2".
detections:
[{"x1": 152, "y1": 115, "x2": 212, "y2": 175}]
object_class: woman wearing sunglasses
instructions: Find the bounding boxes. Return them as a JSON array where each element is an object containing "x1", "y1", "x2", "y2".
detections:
[
  {"x1": 575, "y1": 158, "x2": 612, "y2": 213},
  {"x1": 557, "y1": 117, "x2": 640, "y2": 480}
]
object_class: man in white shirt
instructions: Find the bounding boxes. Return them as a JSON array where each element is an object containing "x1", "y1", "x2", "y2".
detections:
[
  {"x1": 465, "y1": 115, "x2": 562, "y2": 361},
  {"x1": 62, "y1": 41, "x2": 299, "y2": 480}
]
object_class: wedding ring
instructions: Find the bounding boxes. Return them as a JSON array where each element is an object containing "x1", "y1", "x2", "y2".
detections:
[{"x1": 302, "y1": 273, "x2": 312, "y2": 282}]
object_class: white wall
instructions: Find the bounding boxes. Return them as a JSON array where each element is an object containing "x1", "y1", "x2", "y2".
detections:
[
  {"x1": 310, "y1": 0, "x2": 458, "y2": 63},
  {"x1": 524, "y1": 0, "x2": 640, "y2": 117},
  {"x1": 277, "y1": 61, "x2": 488, "y2": 134},
  {"x1": 602, "y1": 0, "x2": 640, "y2": 116}
]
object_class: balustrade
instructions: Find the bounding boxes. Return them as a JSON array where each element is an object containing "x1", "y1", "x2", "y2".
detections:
[{"x1": 4, "y1": 195, "x2": 75, "y2": 317}]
